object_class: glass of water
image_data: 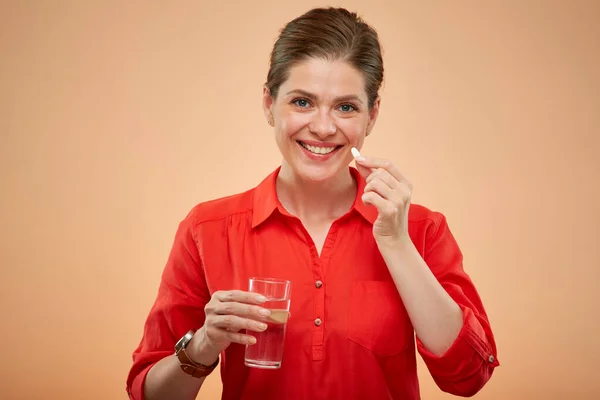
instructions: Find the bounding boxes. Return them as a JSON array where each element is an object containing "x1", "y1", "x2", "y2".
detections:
[{"x1": 244, "y1": 277, "x2": 292, "y2": 369}]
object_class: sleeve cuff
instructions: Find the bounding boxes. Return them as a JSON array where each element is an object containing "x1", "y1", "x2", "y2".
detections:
[
  {"x1": 417, "y1": 305, "x2": 499, "y2": 378},
  {"x1": 127, "y1": 351, "x2": 172, "y2": 400}
]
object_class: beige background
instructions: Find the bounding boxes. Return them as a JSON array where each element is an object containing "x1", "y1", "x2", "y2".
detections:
[{"x1": 1, "y1": 1, "x2": 599, "y2": 399}]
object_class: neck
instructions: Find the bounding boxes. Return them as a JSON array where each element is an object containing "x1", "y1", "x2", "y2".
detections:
[{"x1": 276, "y1": 163, "x2": 357, "y2": 224}]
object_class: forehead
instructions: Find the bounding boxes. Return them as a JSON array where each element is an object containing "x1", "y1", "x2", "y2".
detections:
[{"x1": 280, "y1": 58, "x2": 367, "y2": 99}]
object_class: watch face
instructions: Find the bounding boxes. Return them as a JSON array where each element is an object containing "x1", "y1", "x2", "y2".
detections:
[{"x1": 175, "y1": 330, "x2": 195, "y2": 352}]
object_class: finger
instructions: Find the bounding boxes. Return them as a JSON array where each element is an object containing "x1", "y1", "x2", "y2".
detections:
[
  {"x1": 215, "y1": 290, "x2": 267, "y2": 305},
  {"x1": 213, "y1": 300, "x2": 271, "y2": 321},
  {"x1": 206, "y1": 291, "x2": 270, "y2": 320},
  {"x1": 355, "y1": 156, "x2": 407, "y2": 183},
  {"x1": 366, "y1": 168, "x2": 413, "y2": 194},
  {"x1": 366, "y1": 172, "x2": 413, "y2": 202},
  {"x1": 362, "y1": 192, "x2": 400, "y2": 219},
  {"x1": 364, "y1": 176, "x2": 395, "y2": 200},
  {"x1": 211, "y1": 315, "x2": 268, "y2": 333},
  {"x1": 354, "y1": 160, "x2": 373, "y2": 179},
  {"x1": 366, "y1": 168, "x2": 398, "y2": 190},
  {"x1": 204, "y1": 323, "x2": 258, "y2": 345},
  {"x1": 226, "y1": 331, "x2": 258, "y2": 345},
  {"x1": 361, "y1": 191, "x2": 387, "y2": 211}
]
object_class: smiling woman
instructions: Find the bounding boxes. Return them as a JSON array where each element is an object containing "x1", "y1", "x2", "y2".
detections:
[
  {"x1": 126, "y1": 7, "x2": 499, "y2": 400},
  {"x1": 264, "y1": 58, "x2": 378, "y2": 184}
]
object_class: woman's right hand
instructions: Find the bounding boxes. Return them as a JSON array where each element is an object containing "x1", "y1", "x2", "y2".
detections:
[{"x1": 189, "y1": 290, "x2": 271, "y2": 364}]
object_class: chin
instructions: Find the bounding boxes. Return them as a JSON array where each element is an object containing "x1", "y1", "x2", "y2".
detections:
[{"x1": 292, "y1": 163, "x2": 347, "y2": 183}]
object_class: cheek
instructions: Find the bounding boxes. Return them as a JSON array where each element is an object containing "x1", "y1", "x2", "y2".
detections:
[
  {"x1": 280, "y1": 112, "x2": 310, "y2": 137},
  {"x1": 337, "y1": 118, "x2": 367, "y2": 141}
]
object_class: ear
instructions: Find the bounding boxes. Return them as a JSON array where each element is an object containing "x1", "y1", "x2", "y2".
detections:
[
  {"x1": 365, "y1": 96, "x2": 381, "y2": 136},
  {"x1": 263, "y1": 86, "x2": 275, "y2": 125}
]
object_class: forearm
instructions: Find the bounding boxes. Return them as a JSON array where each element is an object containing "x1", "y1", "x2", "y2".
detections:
[
  {"x1": 144, "y1": 355, "x2": 204, "y2": 400},
  {"x1": 378, "y1": 238, "x2": 463, "y2": 356},
  {"x1": 144, "y1": 333, "x2": 219, "y2": 400}
]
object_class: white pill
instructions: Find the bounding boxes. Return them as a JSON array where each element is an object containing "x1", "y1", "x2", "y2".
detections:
[{"x1": 351, "y1": 147, "x2": 361, "y2": 159}]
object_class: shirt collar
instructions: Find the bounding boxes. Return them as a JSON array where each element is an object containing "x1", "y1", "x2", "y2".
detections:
[
  {"x1": 251, "y1": 166, "x2": 377, "y2": 228},
  {"x1": 251, "y1": 166, "x2": 284, "y2": 228}
]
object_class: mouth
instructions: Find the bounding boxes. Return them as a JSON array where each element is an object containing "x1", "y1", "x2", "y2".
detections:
[{"x1": 297, "y1": 141, "x2": 343, "y2": 155}]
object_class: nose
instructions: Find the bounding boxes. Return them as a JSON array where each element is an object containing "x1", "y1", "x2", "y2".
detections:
[{"x1": 309, "y1": 110, "x2": 336, "y2": 138}]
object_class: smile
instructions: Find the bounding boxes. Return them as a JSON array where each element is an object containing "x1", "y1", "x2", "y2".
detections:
[{"x1": 297, "y1": 141, "x2": 341, "y2": 155}]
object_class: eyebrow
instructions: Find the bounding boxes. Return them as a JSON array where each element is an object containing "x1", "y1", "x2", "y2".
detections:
[{"x1": 285, "y1": 89, "x2": 364, "y2": 105}]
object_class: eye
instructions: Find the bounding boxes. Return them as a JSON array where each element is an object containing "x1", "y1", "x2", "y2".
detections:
[
  {"x1": 339, "y1": 103, "x2": 357, "y2": 113},
  {"x1": 292, "y1": 98, "x2": 310, "y2": 108}
]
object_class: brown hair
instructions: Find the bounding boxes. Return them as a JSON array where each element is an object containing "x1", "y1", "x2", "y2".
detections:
[{"x1": 265, "y1": 7, "x2": 384, "y2": 109}]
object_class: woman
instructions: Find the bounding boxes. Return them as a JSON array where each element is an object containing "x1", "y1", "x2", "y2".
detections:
[{"x1": 126, "y1": 7, "x2": 499, "y2": 400}]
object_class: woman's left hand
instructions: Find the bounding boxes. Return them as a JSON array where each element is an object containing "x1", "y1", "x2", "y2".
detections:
[{"x1": 354, "y1": 154, "x2": 413, "y2": 245}]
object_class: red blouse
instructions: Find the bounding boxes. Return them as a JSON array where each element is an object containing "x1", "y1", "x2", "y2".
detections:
[{"x1": 126, "y1": 166, "x2": 499, "y2": 399}]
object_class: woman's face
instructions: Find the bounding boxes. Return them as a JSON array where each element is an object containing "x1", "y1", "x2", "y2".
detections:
[{"x1": 263, "y1": 57, "x2": 380, "y2": 183}]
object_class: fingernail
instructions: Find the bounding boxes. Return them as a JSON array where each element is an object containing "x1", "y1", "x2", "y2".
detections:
[
  {"x1": 258, "y1": 323, "x2": 268, "y2": 331},
  {"x1": 249, "y1": 336, "x2": 257, "y2": 344},
  {"x1": 259, "y1": 308, "x2": 271, "y2": 317},
  {"x1": 255, "y1": 295, "x2": 267, "y2": 303}
]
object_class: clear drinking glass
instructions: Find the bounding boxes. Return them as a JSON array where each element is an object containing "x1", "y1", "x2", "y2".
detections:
[{"x1": 244, "y1": 277, "x2": 292, "y2": 369}]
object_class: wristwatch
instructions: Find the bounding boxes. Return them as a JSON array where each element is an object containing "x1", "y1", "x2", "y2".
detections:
[{"x1": 174, "y1": 329, "x2": 219, "y2": 378}]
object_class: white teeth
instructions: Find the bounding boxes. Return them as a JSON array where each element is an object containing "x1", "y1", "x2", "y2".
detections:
[{"x1": 300, "y1": 142, "x2": 337, "y2": 155}]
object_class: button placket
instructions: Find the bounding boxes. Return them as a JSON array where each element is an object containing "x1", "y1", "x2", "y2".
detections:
[
  {"x1": 308, "y1": 222, "x2": 338, "y2": 362},
  {"x1": 312, "y1": 260, "x2": 325, "y2": 361}
]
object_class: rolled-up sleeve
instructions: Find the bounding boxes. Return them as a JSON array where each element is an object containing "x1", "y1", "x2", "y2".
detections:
[
  {"x1": 125, "y1": 210, "x2": 210, "y2": 400},
  {"x1": 417, "y1": 213, "x2": 499, "y2": 397}
]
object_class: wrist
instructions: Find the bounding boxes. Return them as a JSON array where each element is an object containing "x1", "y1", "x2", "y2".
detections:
[
  {"x1": 375, "y1": 234, "x2": 414, "y2": 254},
  {"x1": 188, "y1": 328, "x2": 220, "y2": 366}
]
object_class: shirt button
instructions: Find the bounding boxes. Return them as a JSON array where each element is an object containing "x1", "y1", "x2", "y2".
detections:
[
  {"x1": 488, "y1": 355, "x2": 495, "y2": 363},
  {"x1": 315, "y1": 280, "x2": 323, "y2": 288},
  {"x1": 314, "y1": 318, "x2": 322, "y2": 326}
]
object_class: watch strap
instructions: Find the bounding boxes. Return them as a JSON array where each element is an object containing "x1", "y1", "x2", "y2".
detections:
[{"x1": 177, "y1": 347, "x2": 219, "y2": 378}]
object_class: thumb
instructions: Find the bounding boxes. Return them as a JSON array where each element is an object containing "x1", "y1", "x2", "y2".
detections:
[
  {"x1": 354, "y1": 162, "x2": 372, "y2": 179},
  {"x1": 351, "y1": 147, "x2": 372, "y2": 178}
]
